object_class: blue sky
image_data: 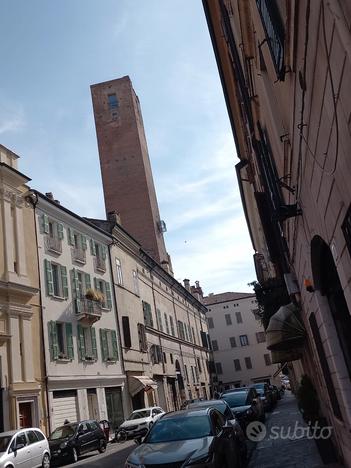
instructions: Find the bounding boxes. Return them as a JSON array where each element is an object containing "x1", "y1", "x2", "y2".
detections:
[{"x1": 0, "y1": 0, "x2": 255, "y2": 294}]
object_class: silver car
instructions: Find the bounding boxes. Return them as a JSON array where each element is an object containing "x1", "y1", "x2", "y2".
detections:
[{"x1": 0, "y1": 428, "x2": 50, "y2": 468}]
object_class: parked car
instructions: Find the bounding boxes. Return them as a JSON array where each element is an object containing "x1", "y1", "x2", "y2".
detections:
[
  {"x1": 186, "y1": 399, "x2": 247, "y2": 465},
  {"x1": 251, "y1": 383, "x2": 274, "y2": 411},
  {"x1": 180, "y1": 398, "x2": 205, "y2": 409},
  {"x1": 116, "y1": 407, "x2": 164, "y2": 440},
  {"x1": 125, "y1": 407, "x2": 243, "y2": 468},
  {"x1": 221, "y1": 388, "x2": 265, "y2": 430},
  {"x1": 0, "y1": 428, "x2": 50, "y2": 468},
  {"x1": 48, "y1": 420, "x2": 106, "y2": 464}
]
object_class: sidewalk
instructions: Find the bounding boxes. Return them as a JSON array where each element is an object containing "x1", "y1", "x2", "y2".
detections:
[{"x1": 248, "y1": 392, "x2": 340, "y2": 468}]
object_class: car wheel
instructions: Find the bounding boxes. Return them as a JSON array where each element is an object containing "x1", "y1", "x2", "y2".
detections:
[
  {"x1": 98, "y1": 439, "x2": 107, "y2": 453},
  {"x1": 42, "y1": 453, "x2": 50, "y2": 468},
  {"x1": 71, "y1": 447, "x2": 78, "y2": 463}
]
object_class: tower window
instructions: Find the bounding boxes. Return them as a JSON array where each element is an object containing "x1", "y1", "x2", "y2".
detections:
[{"x1": 108, "y1": 94, "x2": 118, "y2": 110}]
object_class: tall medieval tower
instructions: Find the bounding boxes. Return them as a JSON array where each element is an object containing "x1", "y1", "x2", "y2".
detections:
[{"x1": 91, "y1": 76, "x2": 172, "y2": 272}]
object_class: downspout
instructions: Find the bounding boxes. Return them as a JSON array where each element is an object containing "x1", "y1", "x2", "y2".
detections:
[{"x1": 28, "y1": 192, "x2": 51, "y2": 434}]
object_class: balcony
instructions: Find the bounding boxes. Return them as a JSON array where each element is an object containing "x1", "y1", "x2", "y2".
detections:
[
  {"x1": 45, "y1": 235, "x2": 62, "y2": 254},
  {"x1": 72, "y1": 247, "x2": 86, "y2": 264},
  {"x1": 75, "y1": 298, "x2": 102, "y2": 325},
  {"x1": 95, "y1": 256, "x2": 106, "y2": 272}
]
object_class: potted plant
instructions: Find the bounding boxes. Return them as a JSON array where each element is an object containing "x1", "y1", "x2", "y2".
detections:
[{"x1": 85, "y1": 288, "x2": 97, "y2": 301}]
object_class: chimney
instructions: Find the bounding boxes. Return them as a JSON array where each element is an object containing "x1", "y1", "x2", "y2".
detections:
[
  {"x1": 191, "y1": 280, "x2": 204, "y2": 302},
  {"x1": 45, "y1": 192, "x2": 54, "y2": 200},
  {"x1": 108, "y1": 211, "x2": 121, "y2": 226},
  {"x1": 54, "y1": 200, "x2": 61, "y2": 205},
  {"x1": 183, "y1": 279, "x2": 190, "y2": 291}
]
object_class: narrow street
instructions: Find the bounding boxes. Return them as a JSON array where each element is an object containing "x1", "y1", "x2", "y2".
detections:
[{"x1": 63, "y1": 441, "x2": 135, "y2": 468}]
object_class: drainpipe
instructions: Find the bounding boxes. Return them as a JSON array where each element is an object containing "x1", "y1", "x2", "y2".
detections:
[{"x1": 28, "y1": 192, "x2": 52, "y2": 434}]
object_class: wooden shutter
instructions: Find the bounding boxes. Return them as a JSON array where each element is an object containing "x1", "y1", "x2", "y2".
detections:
[
  {"x1": 84, "y1": 273, "x2": 91, "y2": 292},
  {"x1": 105, "y1": 282, "x2": 112, "y2": 309},
  {"x1": 138, "y1": 323, "x2": 147, "y2": 352},
  {"x1": 48, "y1": 321, "x2": 59, "y2": 360},
  {"x1": 67, "y1": 227, "x2": 74, "y2": 246},
  {"x1": 61, "y1": 266, "x2": 69, "y2": 299},
  {"x1": 101, "y1": 245, "x2": 107, "y2": 260},
  {"x1": 122, "y1": 316, "x2": 132, "y2": 348},
  {"x1": 57, "y1": 223, "x2": 64, "y2": 240},
  {"x1": 100, "y1": 329, "x2": 108, "y2": 361},
  {"x1": 77, "y1": 324, "x2": 85, "y2": 360},
  {"x1": 66, "y1": 323, "x2": 74, "y2": 359},
  {"x1": 81, "y1": 235, "x2": 87, "y2": 250},
  {"x1": 111, "y1": 330, "x2": 118, "y2": 361},
  {"x1": 91, "y1": 327, "x2": 98, "y2": 360},
  {"x1": 44, "y1": 259, "x2": 54, "y2": 296},
  {"x1": 71, "y1": 269, "x2": 81, "y2": 312},
  {"x1": 90, "y1": 239, "x2": 96, "y2": 256},
  {"x1": 42, "y1": 214, "x2": 49, "y2": 234},
  {"x1": 156, "y1": 309, "x2": 163, "y2": 332}
]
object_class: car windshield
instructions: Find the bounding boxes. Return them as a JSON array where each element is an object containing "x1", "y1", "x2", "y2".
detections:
[
  {"x1": 146, "y1": 415, "x2": 212, "y2": 443},
  {"x1": 128, "y1": 410, "x2": 151, "y2": 420},
  {"x1": 222, "y1": 392, "x2": 248, "y2": 407},
  {"x1": 49, "y1": 424, "x2": 77, "y2": 440},
  {"x1": 0, "y1": 436, "x2": 12, "y2": 452},
  {"x1": 189, "y1": 401, "x2": 226, "y2": 415}
]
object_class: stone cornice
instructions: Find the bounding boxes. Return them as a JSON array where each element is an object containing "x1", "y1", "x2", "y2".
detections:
[{"x1": 0, "y1": 281, "x2": 39, "y2": 299}]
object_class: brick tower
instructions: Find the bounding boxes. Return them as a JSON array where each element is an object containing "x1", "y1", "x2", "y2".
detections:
[{"x1": 91, "y1": 76, "x2": 171, "y2": 271}]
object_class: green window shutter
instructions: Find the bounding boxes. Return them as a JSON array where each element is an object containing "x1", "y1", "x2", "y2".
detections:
[
  {"x1": 111, "y1": 330, "x2": 118, "y2": 361},
  {"x1": 84, "y1": 273, "x2": 91, "y2": 292},
  {"x1": 156, "y1": 309, "x2": 163, "y2": 332},
  {"x1": 100, "y1": 329, "x2": 108, "y2": 361},
  {"x1": 77, "y1": 324, "x2": 85, "y2": 360},
  {"x1": 57, "y1": 223, "x2": 64, "y2": 240},
  {"x1": 81, "y1": 235, "x2": 87, "y2": 250},
  {"x1": 149, "y1": 303, "x2": 154, "y2": 328},
  {"x1": 94, "y1": 277, "x2": 100, "y2": 291},
  {"x1": 90, "y1": 239, "x2": 96, "y2": 256},
  {"x1": 42, "y1": 214, "x2": 49, "y2": 234},
  {"x1": 101, "y1": 245, "x2": 107, "y2": 260},
  {"x1": 66, "y1": 323, "x2": 74, "y2": 359},
  {"x1": 91, "y1": 327, "x2": 98, "y2": 360},
  {"x1": 48, "y1": 321, "x2": 59, "y2": 361},
  {"x1": 44, "y1": 259, "x2": 54, "y2": 296},
  {"x1": 105, "y1": 282, "x2": 112, "y2": 309},
  {"x1": 71, "y1": 269, "x2": 81, "y2": 312},
  {"x1": 61, "y1": 266, "x2": 69, "y2": 299},
  {"x1": 67, "y1": 227, "x2": 74, "y2": 245}
]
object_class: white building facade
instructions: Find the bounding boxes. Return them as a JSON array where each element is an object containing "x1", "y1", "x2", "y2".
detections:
[
  {"x1": 204, "y1": 292, "x2": 279, "y2": 391},
  {"x1": 35, "y1": 193, "x2": 126, "y2": 432}
]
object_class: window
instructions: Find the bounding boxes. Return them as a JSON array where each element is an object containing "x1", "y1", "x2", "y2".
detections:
[
  {"x1": 16, "y1": 433, "x2": 27, "y2": 448},
  {"x1": 253, "y1": 309, "x2": 261, "y2": 321},
  {"x1": 245, "y1": 357, "x2": 253, "y2": 369},
  {"x1": 163, "y1": 352, "x2": 167, "y2": 363},
  {"x1": 240, "y1": 335, "x2": 249, "y2": 346},
  {"x1": 264, "y1": 353, "x2": 271, "y2": 366},
  {"x1": 211, "y1": 340, "x2": 219, "y2": 351},
  {"x1": 108, "y1": 93, "x2": 119, "y2": 109},
  {"x1": 170, "y1": 353, "x2": 174, "y2": 364},
  {"x1": 115, "y1": 258, "x2": 123, "y2": 285},
  {"x1": 191, "y1": 366, "x2": 196, "y2": 383},
  {"x1": 94, "y1": 278, "x2": 112, "y2": 309},
  {"x1": 27, "y1": 431, "x2": 39, "y2": 444},
  {"x1": 256, "y1": 331, "x2": 266, "y2": 343},
  {"x1": 42, "y1": 214, "x2": 64, "y2": 252},
  {"x1": 229, "y1": 337, "x2": 237, "y2": 348},
  {"x1": 122, "y1": 316, "x2": 131, "y2": 348},
  {"x1": 34, "y1": 431, "x2": 45, "y2": 441},
  {"x1": 156, "y1": 309, "x2": 163, "y2": 332},
  {"x1": 197, "y1": 357, "x2": 202, "y2": 373},
  {"x1": 100, "y1": 328, "x2": 119, "y2": 361},
  {"x1": 208, "y1": 317, "x2": 214, "y2": 328},
  {"x1": 48, "y1": 321, "x2": 74, "y2": 360},
  {"x1": 77, "y1": 325, "x2": 97, "y2": 361},
  {"x1": 192, "y1": 327, "x2": 196, "y2": 344},
  {"x1": 234, "y1": 359, "x2": 241, "y2": 371},
  {"x1": 236, "y1": 312, "x2": 243, "y2": 324},
  {"x1": 215, "y1": 362, "x2": 223, "y2": 374},
  {"x1": 225, "y1": 314, "x2": 232, "y2": 325},
  {"x1": 178, "y1": 321, "x2": 185, "y2": 340},
  {"x1": 184, "y1": 365, "x2": 189, "y2": 381},
  {"x1": 137, "y1": 323, "x2": 148, "y2": 352},
  {"x1": 169, "y1": 316, "x2": 175, "y2": 336},
  {"x1": 44, "y1": 260, "x2": 68, "y2": 299},
  {"x1": 132, "y1": 270, "x2": 139, "y2": 295},
  {"x1": 90, "y1": 240, "x2": 107, "y2": 271},
  {"x1": 164, "y1": 313, "x2": 170, "y2": 334},
  {"x1": 143, "y1": 301, "x2": 154, "y2": 327}
]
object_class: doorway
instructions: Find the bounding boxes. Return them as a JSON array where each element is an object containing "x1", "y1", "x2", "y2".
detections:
[
  {"x1": 19, "y1": 402, "x2": 32, "y2": 428},
  {"x1": 87, "y1": 389, "x2": 99, "y2": 420},
  {"x1": 105, "y1": 387, "x2": 124, "y2": 430}
]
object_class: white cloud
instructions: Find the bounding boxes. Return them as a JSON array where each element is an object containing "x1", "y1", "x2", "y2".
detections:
[{"x1": 0, "y1": 107, "x2": 25, "y2": 134}]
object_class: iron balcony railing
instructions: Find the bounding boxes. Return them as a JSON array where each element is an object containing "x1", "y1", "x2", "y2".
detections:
[
  {"x1": 75, "y1": 298, "x2": 102, "y2": 319},
  {"x1": 45, "y1": 235, "x2": 62, "y2": 254}
]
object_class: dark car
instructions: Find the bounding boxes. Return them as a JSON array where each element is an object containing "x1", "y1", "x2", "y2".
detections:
[
  {"x1": 126, "y1": 407, "x2": 242, "y2": 468},
  {"x1": 221, "y1": 389, "x2": 265, "y2": 430},
  {"x1": 251, "y1": 383, "x2": 273, "y2": 411},
  {"x1": 49, "y1": 420, "x2": 107, "y2": 464},
  {"x1": 269, "y1": 385, "x2": 280, "y2": 403},
  {"x1": 186, "y1": 399, "x2": 247, "y2": 465}
]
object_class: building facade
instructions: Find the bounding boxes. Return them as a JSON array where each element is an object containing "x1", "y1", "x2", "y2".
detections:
[
  {"x1": 203, "y1": 0, "x2": 351, "y2": 464},
  {"x1": 34, "y1": 193, "x2": 126, "y2": 432},
  {"x1": 89, "y1": 216, "x2": 212, "y2": 414},
  {"x1": 0, "y1": 145, "x2": 47, "y2": 432},
  {"x1": 204, "y1": 292, "x2": 279, "y2": 390}
]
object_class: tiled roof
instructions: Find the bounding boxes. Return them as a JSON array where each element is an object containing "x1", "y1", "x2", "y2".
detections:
[{"x1": 203, "y1": 291, "x2": 255, "y2": 305}]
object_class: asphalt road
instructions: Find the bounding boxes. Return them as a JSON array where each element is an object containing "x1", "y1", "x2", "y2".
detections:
[{"x1": 63, "y1": 441, "x2": 135, "y2": 468}]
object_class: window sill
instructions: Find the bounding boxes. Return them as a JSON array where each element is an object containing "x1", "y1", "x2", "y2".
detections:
[
  {"x1": 56, "y1": 357, "x2": 72, "y2": 363},
  {"x1": 51, "y1": 295, "x2": 66, "y2": 301},
  {"x1": 82, "y1": 357, "x2": 97, "y2": 363},
  {"x1": 104, "y1": 358, "x2": 118, "y2": 363}
]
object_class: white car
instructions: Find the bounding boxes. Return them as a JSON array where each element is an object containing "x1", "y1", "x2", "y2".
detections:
[
  {"x1": 0, "y1": 428, "x2": 50, "y2": 468},
  {"x1": 117, "y1": 407, "x2": 165, "y2": 439}
]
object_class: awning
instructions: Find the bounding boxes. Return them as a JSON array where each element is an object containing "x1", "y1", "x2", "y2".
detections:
[
  {"x1": 266, "y1": 303, "x2": 305, "y2": 352},
  {"x1": 271, "y1": 349, "x2": 303, "y2": 364},
  {"x1": 128, "y1": 375, "x2": 158, "y2": 397}
]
